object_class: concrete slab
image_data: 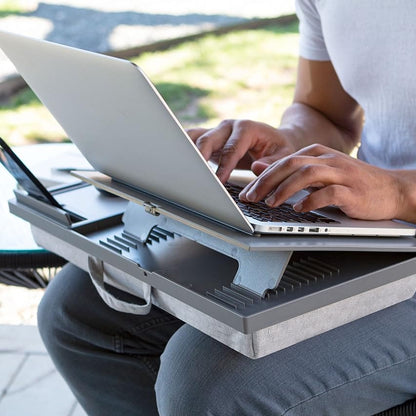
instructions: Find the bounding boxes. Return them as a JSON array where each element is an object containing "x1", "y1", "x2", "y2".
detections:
[
  {"x1": 0, "y1": 324, "x2": 46, "y2": 354},
  {"x1": 0, "y1": 353, "x2": 26, "y2": 396},
  {"x1": 0, "y1": 353, "x2": 77, "y2": 416}
]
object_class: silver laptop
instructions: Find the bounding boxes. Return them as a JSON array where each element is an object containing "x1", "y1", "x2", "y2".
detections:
[{"x1": 0, "y1": 30, "x2": 414, "y2": 237}]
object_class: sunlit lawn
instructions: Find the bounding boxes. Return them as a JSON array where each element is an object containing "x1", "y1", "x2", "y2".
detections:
[
  {"x1": 0, "y1": 21, "x2": 299, "y2": 146},
  {"x1": 0, "y1": 0, "x2": 32, "y2": 17}
]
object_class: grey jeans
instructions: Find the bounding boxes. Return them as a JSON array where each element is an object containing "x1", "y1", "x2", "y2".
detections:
[{"x1": 38, "y1": 263, "x2": 416, "y2": 416}]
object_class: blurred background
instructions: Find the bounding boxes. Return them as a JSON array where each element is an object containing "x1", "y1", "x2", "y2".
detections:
[
  {"x1": 0, "y1": 0, "x2": 299, "y2": 319},
  {"x1": 0, "y1": 2, "x2": 298, "y2": 414},
  {"x1": 0, "y1": 0, "x2": 298, "y2": 146},
  {"x1": 0, "y1": 0, "x2": 301, "y2": 325}
]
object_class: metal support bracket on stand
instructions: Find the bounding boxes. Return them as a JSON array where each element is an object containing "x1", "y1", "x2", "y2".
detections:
[{"x1": 122, "y1": 201, "x2": 292, "y2": 297}]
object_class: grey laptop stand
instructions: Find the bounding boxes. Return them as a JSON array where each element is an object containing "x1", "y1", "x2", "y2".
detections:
[{"x1": 8, "y1": 173, "x2": 416, "y2": 359}]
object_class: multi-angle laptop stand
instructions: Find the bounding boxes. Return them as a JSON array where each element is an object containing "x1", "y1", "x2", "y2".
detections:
[{"x1": 8, "y1": 171, "x2": 416, "y2": 359}]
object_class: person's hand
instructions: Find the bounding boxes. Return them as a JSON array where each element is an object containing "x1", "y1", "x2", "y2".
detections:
[
  {"x1": 187, "y1": 119, "x2": 297, "y2": 183},
  {"x1": 239, "y1": 144, "x2": 404, "y2": 221}
]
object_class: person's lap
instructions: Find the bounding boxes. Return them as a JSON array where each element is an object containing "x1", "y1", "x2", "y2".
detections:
[
  {"x1": 38, "y1": 263, "x2": 183, "y2": 416},
  {"x1": 38, "y1": 263, "x2": 416, "y2": 416},
  {"x1": 157, "y1": 301, "x2": 416, "y2": 415}
]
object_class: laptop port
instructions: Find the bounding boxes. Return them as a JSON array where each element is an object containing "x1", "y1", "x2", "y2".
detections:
[{"x1": 309, "y1": 227, "x2": 319, "y2": 233}]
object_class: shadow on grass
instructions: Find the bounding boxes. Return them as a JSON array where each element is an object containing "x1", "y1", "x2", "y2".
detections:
[
  {"x1": 2, "y1": 82, "x2": 211, "y2": 111},
  {"x1": 27, "y1": 136, "x2": 71, "y2": 144},
  {"x1": 0, "y1": 9, "x2": 22, "y2": 17},
  {"x1": 0, "y1": 89, "x2": 40, "y2": 109},
  {"x1": 155, "y1": 82, "x2": 213, "y2": 122},
  {"x1": 262, "y1": 20, "x2": 299, "y2": 35},
  {"x1": 26, "y1": 3, "x2": 250, "y2": 52},
  {"x1": 1, "y1": 82, "x2": 214, "y2": 137}
]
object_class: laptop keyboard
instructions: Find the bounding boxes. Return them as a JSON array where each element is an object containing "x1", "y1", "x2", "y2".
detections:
[{"x1": 225, "y1": 183, "x2": 338, "y2": 224}]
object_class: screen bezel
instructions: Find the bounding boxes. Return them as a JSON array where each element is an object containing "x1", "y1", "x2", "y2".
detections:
[{"x1": 0, "y1": 137, "x2": 62, "y2": 208}]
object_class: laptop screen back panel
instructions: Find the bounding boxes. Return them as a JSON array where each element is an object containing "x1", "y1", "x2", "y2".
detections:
[{"x1": 0, "y1": 31, "x2": 253, "y2": 234}]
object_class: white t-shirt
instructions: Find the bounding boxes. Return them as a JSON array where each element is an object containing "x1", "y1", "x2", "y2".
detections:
[{"x1": 295, "y1": 0, "x2": 416, "y2": 169}]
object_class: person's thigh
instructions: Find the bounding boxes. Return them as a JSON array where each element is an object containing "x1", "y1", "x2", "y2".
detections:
[
  {"x1": 38, "y1": 263, "x2": 183, "y2": 416},
  {"x1": 156, "y1": 297, "x2": 416, "y2": 416}
]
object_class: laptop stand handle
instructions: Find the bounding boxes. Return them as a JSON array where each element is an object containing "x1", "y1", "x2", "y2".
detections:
[{"x1": 88, "y1": 256, "x2": 152, "y2": 315}]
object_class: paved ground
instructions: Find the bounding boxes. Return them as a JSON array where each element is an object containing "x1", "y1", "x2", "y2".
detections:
[
  {"x1": 0, "y1": 323, "x2": 87, "y2": 416},
  {"x1": 0, "y1": 2, "x2": 295, "y2": 414}
]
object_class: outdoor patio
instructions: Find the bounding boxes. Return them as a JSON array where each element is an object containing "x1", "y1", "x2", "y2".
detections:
[
  {"x1": 0, "y1": 1, "x2": 296, "y2": 414},
  {"x1": 0, "y1": 323, "x2": 87, "y2": 415}
]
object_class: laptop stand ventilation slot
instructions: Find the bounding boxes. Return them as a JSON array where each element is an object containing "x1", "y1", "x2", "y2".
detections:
[
  {"x1": 205, "y1": 256, "x2": 340, "y2": 310},
  {"x1": 267, "y1": 256, "x2": 340, "y2": 297},
  {"x1": 206, "y1": 283, "x2": 261, "y2": 310},
  {"x1": 99, "y1": 227, "x2": 176, "y2": 253}
]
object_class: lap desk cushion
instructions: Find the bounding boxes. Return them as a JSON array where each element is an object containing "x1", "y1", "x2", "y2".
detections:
[
  {"x1": 31, "y1": 224, "x2": 416, "y2": 359},
  {"x1": 11, "y1": 186, "x2": 416, "y2": 359}
]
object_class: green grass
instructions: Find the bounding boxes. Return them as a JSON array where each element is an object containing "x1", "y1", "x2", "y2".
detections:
[
  {"x1": 136, "y1": 21, "x2": 299, "y2": 127},
  {"x1": 0, "y1": 0, "x2": 27, "y2": 17},
  {"x1": 0, "y1": 20, "x2": 299, "y2": 145}
]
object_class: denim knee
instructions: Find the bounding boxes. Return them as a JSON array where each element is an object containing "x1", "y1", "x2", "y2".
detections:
[
  {"x1": 155, "y1": 325, "x2": 248, "y2": 416},
  {"x1": 37, "y1": 284, "x2": 56, "y2": 351},
  {"x1": 156, "y1": 300, "x2": 416, "y2": 416},
  {"x1": 37, "y1": 263, "x2": 83, "y2": 355}
]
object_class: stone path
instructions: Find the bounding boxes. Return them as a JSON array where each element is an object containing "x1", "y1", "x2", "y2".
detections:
[{"x1": 0, "y1": 323, "x2": 87, "y2": 416}]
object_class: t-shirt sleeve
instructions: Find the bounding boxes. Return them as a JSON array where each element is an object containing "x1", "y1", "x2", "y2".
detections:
[{"x1": 295, "y1": 0, "x2": 330, "y2": 61}]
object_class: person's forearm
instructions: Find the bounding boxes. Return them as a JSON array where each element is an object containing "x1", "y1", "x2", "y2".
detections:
[
  {"x1": 278, "y1": 102, "x2": 363, "y2": 154},
  {"x1": 392, "y1": 169, "x2": 416, "y2": 223}
]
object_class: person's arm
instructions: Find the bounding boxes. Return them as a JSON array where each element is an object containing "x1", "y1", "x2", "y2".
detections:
[
  {"x1": 240, "y1": 144, "x2": 416, "y2": 222},
  {"x1": 189, "y1": 57, "x2": 364, "y2": 182},
  {"x1": 190, "y1": 57, "x2": 416, "y2": 223},
  {"x1": 237, "y1": 59, "x2": 416, "y2": 223},
  {"x1": 280, "y1": 58, "x2": 363, "y2": 152}
]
